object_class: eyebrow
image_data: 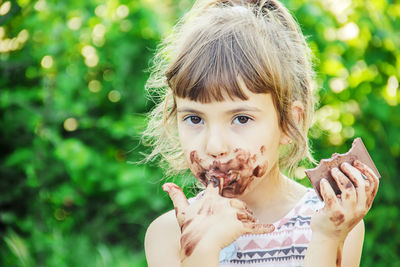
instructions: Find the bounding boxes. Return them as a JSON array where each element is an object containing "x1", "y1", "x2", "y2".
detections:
[
  {"x1": 226, "y1": 107, "x2": 262, "y2": 113},
  {"x1": 177, "y1": 106, "x2": 262, "y2": 114},
  {"x1": 177, "y1": 108, "x2": 205, "y2": 115}
]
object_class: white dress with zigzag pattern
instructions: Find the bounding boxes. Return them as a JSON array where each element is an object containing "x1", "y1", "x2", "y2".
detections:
[{"x1": 218, "y1": 188, "x2": 324, "y2": 266}]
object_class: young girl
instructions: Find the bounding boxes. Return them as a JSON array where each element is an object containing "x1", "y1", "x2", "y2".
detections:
[{"x1": 143, "y1": 0, "x2": 379, "y2": 266}]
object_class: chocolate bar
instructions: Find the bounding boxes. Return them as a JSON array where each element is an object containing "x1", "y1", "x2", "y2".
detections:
[{"x1": 305, "y1": 138, "x2": 381, "y2": 200}]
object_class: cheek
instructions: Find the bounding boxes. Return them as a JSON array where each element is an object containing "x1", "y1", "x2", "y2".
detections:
[
  {"x1": 178, "y1": 125, "x2": 203, "y2": 149},
  {"x1": 186, "y1": 151, "x2": 208, "y2": 186},
  {"x1": 177, "y1": 125, "x2": 187, "y2": 146},
  {"x1": 179, "y1": 132, "x2": 197, "y2": 156}
]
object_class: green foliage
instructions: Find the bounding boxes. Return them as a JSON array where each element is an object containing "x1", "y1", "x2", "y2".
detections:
[{"x1": 0, "y1": 0, "x2": 399, "y2": 266}]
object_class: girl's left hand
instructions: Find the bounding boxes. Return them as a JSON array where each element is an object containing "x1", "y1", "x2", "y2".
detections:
[{"x1": 310, "y1": 160, "x2": 379, "y2": 242}]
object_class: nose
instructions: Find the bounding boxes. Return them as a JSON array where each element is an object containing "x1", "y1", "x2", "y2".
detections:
[{"x1": 204, "y1": 126, "x2": 229, "y2": 159}]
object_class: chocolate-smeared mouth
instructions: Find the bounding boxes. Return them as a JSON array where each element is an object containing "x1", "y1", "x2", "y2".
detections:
[
  {"x1": 204, "y1": 170, "x2": 240, "y2": 195},
  {"x1": 205, "y1": 173, "x2": 224, "y2": 194},
  {"x1": 228, "y1": 179, "x2": 237, "y2": 186},
  {"x1": 189, "y1": 149, "x2": 266, "y2": 197}
]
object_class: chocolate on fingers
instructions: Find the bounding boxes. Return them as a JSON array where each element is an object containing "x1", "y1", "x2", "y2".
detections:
[{"x1": 305, "y1": 137, "x2": 381, "y2": 200}]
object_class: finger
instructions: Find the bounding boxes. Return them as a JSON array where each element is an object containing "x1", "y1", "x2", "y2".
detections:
[
  {"x1": 243, "y1": 222, "x2": 275, "y2": 235},
  {"x1": 162, "y1": 183, "x2": 189, "y2": 225},
  {"x1": 229, "y1": 199, "x2": 253, "y2": 215},
  {"x1": 320, "y1": 178, "x2": 340, "y2": 209},
  {"x1": 205, "y1": 180, "x2": 220, "y2": 195},
  {"x1": 330, "y1": 167, "x2": 355, "y2": 192},
  {"x1": 236, "y1": 211, "x2": 257, "y2": 223},
  {"x1": 339, "y1": 162, "x2": 367, "y2": 206},
  {"x1": 353, "y1": 160, "x2": 380, "y2": 208},
  {"x1": 340, "y1": 162, "x2": 364, "y2": 189},
  {"x1": 330, "y1": 168, "x2": 356, "y2": 207},
  {"x1": 353, "y1": 160, "x2": 379, "y2": 195}
]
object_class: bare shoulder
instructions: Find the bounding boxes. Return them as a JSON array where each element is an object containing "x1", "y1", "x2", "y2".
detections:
[
  {"x1": 145, "y1": 210, "x2": 181, "y2": 267},
  {"x1": 342, "y1": 219, "x2": 365, "y2": 267}
]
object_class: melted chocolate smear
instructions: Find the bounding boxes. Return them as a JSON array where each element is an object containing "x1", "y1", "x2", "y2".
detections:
[
  {"x1": 174, "y1": 207, "x2": 179, "y2": 217},
  {"x1": 199, "y1": 172, "x2": 207, "y2": 184},
  {"x1": 253, "y1": 166, "x2": 261, "y2": 177},
  {"x1": 189, "y1": 149, "x2": 267, "y2": 197},
  {"x1": 329, "y1": 211, "x2": 345, "y2": 226},
  {"x1": 190, "y1": 151, "x2": 196, "y2": 164},
  {"x1": 336, "y1": 247, "x2": 342, "y2": 267},
  {"x1": 180, "y1": 232, "x2": 200, "y2": 258},
  {"x1": 367, "y1": 187, "x2": 377, "y2": 208},
  {"x1": 180, "y1": 219, "x2": 193, "y2": 232},
  {"x1": 209, "y1": 176, "x2": 220, "y2": 188}
]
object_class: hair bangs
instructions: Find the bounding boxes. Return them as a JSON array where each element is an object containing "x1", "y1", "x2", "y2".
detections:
[{"x1": 167, "y1": 28, "x2": 271, "y2": 103}]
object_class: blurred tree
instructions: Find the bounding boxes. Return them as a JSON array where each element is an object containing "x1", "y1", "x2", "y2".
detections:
[
  {"x1": 0, "y1": 0, "x2": 399, "y2": 266},
  {"x1": 0, "y1": 0, "x2": 183, "y2": 265}
]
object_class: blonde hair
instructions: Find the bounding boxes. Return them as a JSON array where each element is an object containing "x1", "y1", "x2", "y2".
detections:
[{"x1": 142, "y1": 0, "x2": 317, "y2": 176}]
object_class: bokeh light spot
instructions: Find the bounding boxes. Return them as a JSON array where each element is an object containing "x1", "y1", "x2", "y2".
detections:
[
  {"x1": 116, "y1": 5, "x2": 129, "y2": 19},
  {"x1": 85, "y1": 54, "x2": 99, "y2": 67},
  {"x1": 81, "y1": 45, "x2": 99, "y2": 67},
  {"x1": 0, "y1": 1, "x2": 11, "y2": 16},
  {"x1": 342, "y1": 126, "x2": 355, "y2": 138},
  {"x1": 294, "y1": 166, "x2": 306, "y2": 179},
  {"x1": 88, "y1": 80, "x2": 101, "y2": 93},
  {"x1": 387, "y1": 76, "x2": 398, "y2": 98},
  {"x1": 64, "y1": 118, "x2": 79, "y2": 132},
  {"x1": 10, "y1": 38, "x2": 18, "y2": 50},
  {"x1": 120, "y1": 20, "x2": 132, "y2": 32},
  {"x1": 81, "y1": 45, "x2": 96, "y2": 57},
  {"x1": 54, "y1": 209, "x2": 67, "y2": 221},
  {"x1": 329, "y1": 77, "x2": 347, "y2": 93},
  {"x1": 93, "y1": 24, "x2": 106, "y2": 38},
  {"x1": 17, "y1": 29, "x2": 29, "y2": 43},
  {"x1": 338, "y1": 22, "x2": 359, "y2": 41},
  {"x1": 330, "y1": 121, "x2": 343, "y2": 134},
  {"x1": 67, "y1": 17, "x2": 82, "y2": 30},
  {"x1": 95, "y1": 5, "x2": 107, "y2": 17},
  {"x1": 329, "y1": 133, "x2": 343, "y2": 146},
  {"x1": 34, "y1": 0, "x2": 46, "y2": 11},
  {"x1": 92, "y1": 24, "x2": 106, "y2": 46},
  {"x1": 41, "y1": 55, "x2": 53, "y2": 69},
  {"x1": 108, "y1": 90, "x2": 121, "y2": 103}
]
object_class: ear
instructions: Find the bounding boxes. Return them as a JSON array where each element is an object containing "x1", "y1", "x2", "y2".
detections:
[
  {"x1": 291, "y1": 100, "x2": 304, "y2": 125},
  {"x1": 279, "y1": 100, "x2": 304, "y2": 145}
]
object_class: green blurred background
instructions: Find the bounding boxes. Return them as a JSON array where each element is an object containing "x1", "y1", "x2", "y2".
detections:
[{"x1": 0, "y1": 0, "x2": 399, "y2": 266}]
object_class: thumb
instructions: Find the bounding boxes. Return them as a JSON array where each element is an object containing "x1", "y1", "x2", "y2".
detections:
[{"x1": 162, "y1": 183, "x2": 189, "y2": 225}]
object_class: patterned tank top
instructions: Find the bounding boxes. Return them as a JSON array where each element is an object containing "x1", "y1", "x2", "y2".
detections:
[{"x1": 189, "y1": 188, "x2": 324, "y2": 267}]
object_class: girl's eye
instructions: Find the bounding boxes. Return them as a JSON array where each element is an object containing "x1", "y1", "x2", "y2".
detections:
[
  {"x1": 184, "y1": 116, "x2": 203, "y2": 125},
  {"x1": 233, "y1": 115, "x2": 252, "y2": 125}
]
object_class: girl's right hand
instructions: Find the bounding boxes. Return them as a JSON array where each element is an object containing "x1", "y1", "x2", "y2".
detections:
[
  {"x1": 310, "y1": 160, "x2": 379, "y2": 242},
  {"x1": 162, "y1": 182, "x2": 274, "y2": 263}
]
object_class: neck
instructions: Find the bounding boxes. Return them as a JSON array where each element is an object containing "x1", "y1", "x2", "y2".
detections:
[{"x1": 238, "y1": 163, "x2": 305, "y2": 218}]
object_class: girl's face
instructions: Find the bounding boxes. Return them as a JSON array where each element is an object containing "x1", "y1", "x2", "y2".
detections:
[{"x1": 176, "y1": 88, "x2": 288, "y2": 198}]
